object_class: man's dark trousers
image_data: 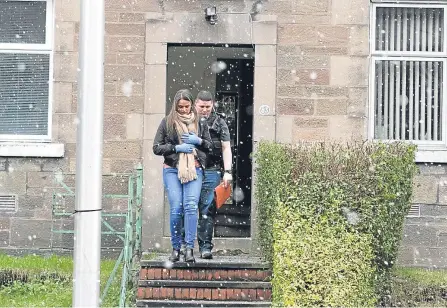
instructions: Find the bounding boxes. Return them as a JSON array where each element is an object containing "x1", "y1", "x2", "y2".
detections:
[{"x1": 197, "y1": 169, "x2": 221, "y2": 252}]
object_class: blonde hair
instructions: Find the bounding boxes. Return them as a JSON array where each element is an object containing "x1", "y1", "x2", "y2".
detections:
[{"x1": 166, "y1": 89, "x2": 198, "y2": 135}]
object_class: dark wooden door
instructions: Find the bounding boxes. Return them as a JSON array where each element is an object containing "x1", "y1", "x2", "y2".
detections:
[{"x1": 214, "y1": 58, "x2": 254, "y2": 238}]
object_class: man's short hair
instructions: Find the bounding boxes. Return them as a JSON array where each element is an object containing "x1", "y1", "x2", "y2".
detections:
[{"x1": 196, "y1": 90, "x2": 214, "y2": 102}]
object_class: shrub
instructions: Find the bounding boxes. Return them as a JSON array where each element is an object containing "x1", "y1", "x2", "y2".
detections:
[
  {"x1": 273, "y1": 201, "x2": 376, "y2": 307},
  {"x1": 255, "y1": 141, "x2": 418, "y2": 306},
  {"x1": 255, "y1": 142, "x2": 292, "y2": 261}
]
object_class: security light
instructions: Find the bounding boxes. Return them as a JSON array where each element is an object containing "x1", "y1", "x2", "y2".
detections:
[{"x1": 205, "y1": 7, "x2": 217, "y2": 25}]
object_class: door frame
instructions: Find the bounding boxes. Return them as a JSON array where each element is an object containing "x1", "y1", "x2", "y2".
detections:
[{"x1": 142, "y1": 12, "x2": 278, "y2": 254}]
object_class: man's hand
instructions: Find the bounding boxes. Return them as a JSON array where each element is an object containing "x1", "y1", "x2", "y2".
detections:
[
  {"x1": 181, "y1": 132, "x2": 202, "y2": 146},
  {"x1": 223, "y1": 172, "x2": 233, "y2": 188}
]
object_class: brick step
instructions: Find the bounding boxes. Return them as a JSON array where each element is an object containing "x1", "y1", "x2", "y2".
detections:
[
  {"x1": 139, "y1": 280, "x2": 271, "y2": 289},
  {"x1": 140, "y1": 268, "x2": 271, "y2": 282},
  {"x1": 136, "y1": 299, "x2": 271, "y2": 307},
  {"x1": 137, "y1": 286, "x2": 272, "y2": 301},
  {"x1": 138, "y1": 255, "x2": 273, "y2": 304}
]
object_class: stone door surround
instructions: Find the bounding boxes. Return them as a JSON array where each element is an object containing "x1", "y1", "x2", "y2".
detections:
[{"x1": 142, "y1": 11, "x2": 278, "y2": 254}]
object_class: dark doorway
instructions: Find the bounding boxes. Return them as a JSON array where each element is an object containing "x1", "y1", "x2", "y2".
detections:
[
  {"x1": 166, "y1": 44, "x2": 254, "y2": 238},
  {"x1": 214, "y1": 59, "x2": 254, "y2": 238}
]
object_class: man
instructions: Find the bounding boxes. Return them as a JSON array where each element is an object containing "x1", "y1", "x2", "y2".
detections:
[{"x1": 195, "y1": 90, "x2": 233, "y2": 259}]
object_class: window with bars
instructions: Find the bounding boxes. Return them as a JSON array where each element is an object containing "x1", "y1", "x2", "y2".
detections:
[
  {"x1": 370, "y1": 3, "x2": 447, "y2": 152},
  {"x1": 0, "y1": 0, "x2": 53, "y2": 140}
]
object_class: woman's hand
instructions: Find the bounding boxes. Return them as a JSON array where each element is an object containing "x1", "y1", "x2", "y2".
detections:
[
  {"x1": 181, "y1": 132, "x2": 202, "y2": 146},
  {"x1": 175, "y1": 143, "x2": 196, "y2": 153}
]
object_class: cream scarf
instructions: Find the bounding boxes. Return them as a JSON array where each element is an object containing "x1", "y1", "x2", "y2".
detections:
[{"x1": 174, "y1": 112, "x2": 198, "y2": 184}]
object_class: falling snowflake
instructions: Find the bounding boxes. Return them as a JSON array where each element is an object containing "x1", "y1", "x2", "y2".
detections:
[
  {"x1": 211, "y1": 61, "x2": 227, "y2": 74},
  {"x1": 163, "y1": 260, "x2": 174, "y2": 269},
  {"x1": 233, "y1": 186, "x2": 245, "y2": 202},
  {"x1": 121, "y1": 80, "x2": 134, "y2": 97},
  {"x1": 17, "y1": 63, "x2": 26, "y2": 72}
]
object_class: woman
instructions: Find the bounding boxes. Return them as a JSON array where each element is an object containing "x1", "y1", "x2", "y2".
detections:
[{"x1": 153, "y1": 89, "x2": 212, "y2": 262}]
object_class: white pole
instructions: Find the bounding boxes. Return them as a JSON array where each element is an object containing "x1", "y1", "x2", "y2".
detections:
[{"x1": 72, "y1": 0, "x2": 105, "y2": 306}]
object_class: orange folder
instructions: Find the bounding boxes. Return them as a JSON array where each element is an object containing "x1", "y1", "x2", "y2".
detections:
[{"x1": 214, "y1": 182, "x2": 232, "y2": 209}]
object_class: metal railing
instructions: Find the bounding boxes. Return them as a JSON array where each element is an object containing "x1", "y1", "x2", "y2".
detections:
[{"x1": 50, "y1": 164, "x2": 143, "y2": 307}]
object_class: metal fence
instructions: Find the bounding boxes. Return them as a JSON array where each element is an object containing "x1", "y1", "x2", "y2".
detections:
[{"x1": 51, "y1": 164, "x2": 143, "y2": 307}]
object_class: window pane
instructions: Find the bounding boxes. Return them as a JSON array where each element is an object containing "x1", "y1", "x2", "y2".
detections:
[
  {"x1": 0, "y1": 53, "x2": 49, "y2": 136},
  {"x1": 0, "y1": 1, "x2": 46, "y2": 44},
  {"x1": 374, "y1": 60, "x2": 443, "y2": 141},
  {"x1": 376, "y1": 7, "x2": 444, "y2": 52}
]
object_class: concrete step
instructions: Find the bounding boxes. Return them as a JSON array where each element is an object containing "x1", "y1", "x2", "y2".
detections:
[
  {"x1": 215, "y1": 215, "x2": 251, "y2": 227},
  {"x1": 214, "y1": 225, "x2": 251, "y2": 237},
  {"x1": 141, "y1": 254, "x2": 270, "y2": 270},
  {"x1": 216, "y1": 205, "x2": 251, "y2": 216}
]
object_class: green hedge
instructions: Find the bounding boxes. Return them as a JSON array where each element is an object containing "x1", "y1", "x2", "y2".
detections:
[{"x1": 255, "y1": 141, "x2": 418, "y2": 306}]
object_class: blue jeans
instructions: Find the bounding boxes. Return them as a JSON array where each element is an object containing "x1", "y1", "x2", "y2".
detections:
[
  {"x1": 197, "y1": 170, "x2": 222, "y2": 252},
  {"x1": 163, "y1": 167, "x2": 203, "y2": 250}
]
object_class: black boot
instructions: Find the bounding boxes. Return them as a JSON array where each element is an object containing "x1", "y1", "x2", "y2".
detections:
[
  {"x1": 200, "y1": 250, "x2": 213, "y2": 259},
  {"x1": 169, "y1": 249, "x2": 180, "y2": 262},
  {"x1": 185, "y1": 248, "x2": 195, "y2": 263}
]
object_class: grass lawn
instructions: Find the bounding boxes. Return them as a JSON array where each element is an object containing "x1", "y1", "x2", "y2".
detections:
[
  {"x1": 394, "y1": 267, "x2": 447, "y2": 286},
  {"x1": 391, "y1": 267, "x2": 447, "y2": 307},
  {"x1": 2, "y1": 253, "x2": 446, "y2": 307},
  {"x1": 0, "y1": 254, "x2": 124, "y2": 307}
]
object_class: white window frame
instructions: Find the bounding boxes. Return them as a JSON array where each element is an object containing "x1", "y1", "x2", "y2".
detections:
[
  {"x1": 0, "y1": 0, "x2": 54, "y2": 142},
  {"x1": 369, "y1": 1, "x2": 447, "y2": 162}
]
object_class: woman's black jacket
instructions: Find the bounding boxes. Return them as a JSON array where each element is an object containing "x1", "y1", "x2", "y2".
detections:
[{"x1": 152, "y1": 117, "x2": 212, "y2": 168}]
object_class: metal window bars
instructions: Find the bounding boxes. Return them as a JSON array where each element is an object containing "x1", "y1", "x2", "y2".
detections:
[{"x1": 370, "y1": 4, "x2": 447, "y2": 149}]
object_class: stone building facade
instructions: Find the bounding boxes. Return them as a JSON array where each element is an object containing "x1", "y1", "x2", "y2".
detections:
[{"x1": 0, "y1": 0, "x2": 445, "y2": 268}]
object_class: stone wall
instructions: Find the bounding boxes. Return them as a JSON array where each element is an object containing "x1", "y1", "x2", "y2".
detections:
[
  {"x1": 0, "y1": 0, "x2": 144, "y2": 254},
  {"x1": 135, "y1": 0, "x2": 446, "y2": 266},
  {"x1": 399, "y1": 164, "x2": 447, "y2": 268},
  {"x1": 1, "y1": 0, "x2": 445, "y2": 268},
  {"x1": 268, "y1": 0, "x2": 447, "y2": 268},
  {"x1": 271, "y1": 0, "x2": 369, "y2": 143},
  {"x1": 0, "y1": 158, "x2": 74, "y2": 253}
]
